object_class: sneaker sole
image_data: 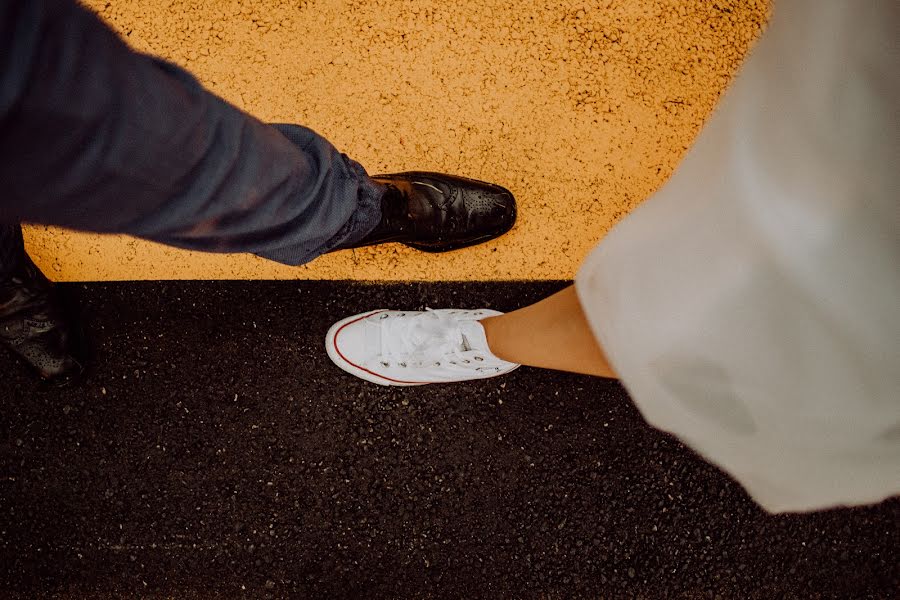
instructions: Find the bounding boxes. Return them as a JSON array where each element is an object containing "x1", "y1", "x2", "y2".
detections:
[{"x1": 325, "y1": 310, "x2": 429, "y2": 387}]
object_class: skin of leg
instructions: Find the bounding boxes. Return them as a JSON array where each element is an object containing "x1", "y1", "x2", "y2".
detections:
[{"x1": 480, "y1": 285, "x2": 617, "y2": 378}]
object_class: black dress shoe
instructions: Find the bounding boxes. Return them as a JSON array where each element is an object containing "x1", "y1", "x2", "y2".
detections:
[
  {"x1": 0, "y1": 255, "x2": 82, "y2": 381},
  {"x1": 345, "y1": 171, "x2": 516, "y2": 252}
]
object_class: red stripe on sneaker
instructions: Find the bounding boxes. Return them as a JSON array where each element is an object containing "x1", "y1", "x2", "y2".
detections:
[{"x1": 333, "y1": 311, "x2": 432, "y2": 385}]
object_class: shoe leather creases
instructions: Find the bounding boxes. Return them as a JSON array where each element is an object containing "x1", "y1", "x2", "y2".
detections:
[{"x1": 340, "y1": 171, "x2": 516, "y2": 252}]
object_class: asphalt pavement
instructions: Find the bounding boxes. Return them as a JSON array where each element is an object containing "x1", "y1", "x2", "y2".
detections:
[{"x1": 1, "y1": 281, "x2": 897, "y2": 599}]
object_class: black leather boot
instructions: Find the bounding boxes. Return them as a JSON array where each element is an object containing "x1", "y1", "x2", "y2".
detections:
[
  {"x1": 343, "y1": 172, "x2": 516, "y2": 252},
  {"x1": 0, "y1": 254, "x2": 82, "y2": 380}
]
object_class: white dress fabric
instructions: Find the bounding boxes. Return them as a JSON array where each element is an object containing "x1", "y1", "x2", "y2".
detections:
[{"x1": 575, "y1": 0, "x2": 899, "y2": 513}]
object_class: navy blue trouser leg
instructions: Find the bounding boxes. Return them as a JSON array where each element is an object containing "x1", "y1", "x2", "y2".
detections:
[{"x1": 0, "y1": 0, "x2": 383, "y2": 266}]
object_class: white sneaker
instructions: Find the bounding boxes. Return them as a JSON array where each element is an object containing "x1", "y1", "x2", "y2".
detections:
[{"x1": 325, "y1": 308, "x2": 520, "y2": 386}]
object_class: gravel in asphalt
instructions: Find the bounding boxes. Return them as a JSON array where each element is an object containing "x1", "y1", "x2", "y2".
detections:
[{"x1": 1, "y1": 281, "x2": 897, "y2": 599}]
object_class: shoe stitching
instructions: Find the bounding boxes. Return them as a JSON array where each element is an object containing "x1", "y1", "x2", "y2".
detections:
[{"x1": 332, "y1": 311, "x2": 431, "y2": 385}]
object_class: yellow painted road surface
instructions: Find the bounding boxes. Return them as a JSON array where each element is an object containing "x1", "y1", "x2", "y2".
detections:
[{"x1": 27, "y1": 0, "x2": 767, "y2": 281}]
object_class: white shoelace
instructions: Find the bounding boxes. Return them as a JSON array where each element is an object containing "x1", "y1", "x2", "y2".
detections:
[{"x1": 379, "y1": 309, "x2": 480, "y2": 368}]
